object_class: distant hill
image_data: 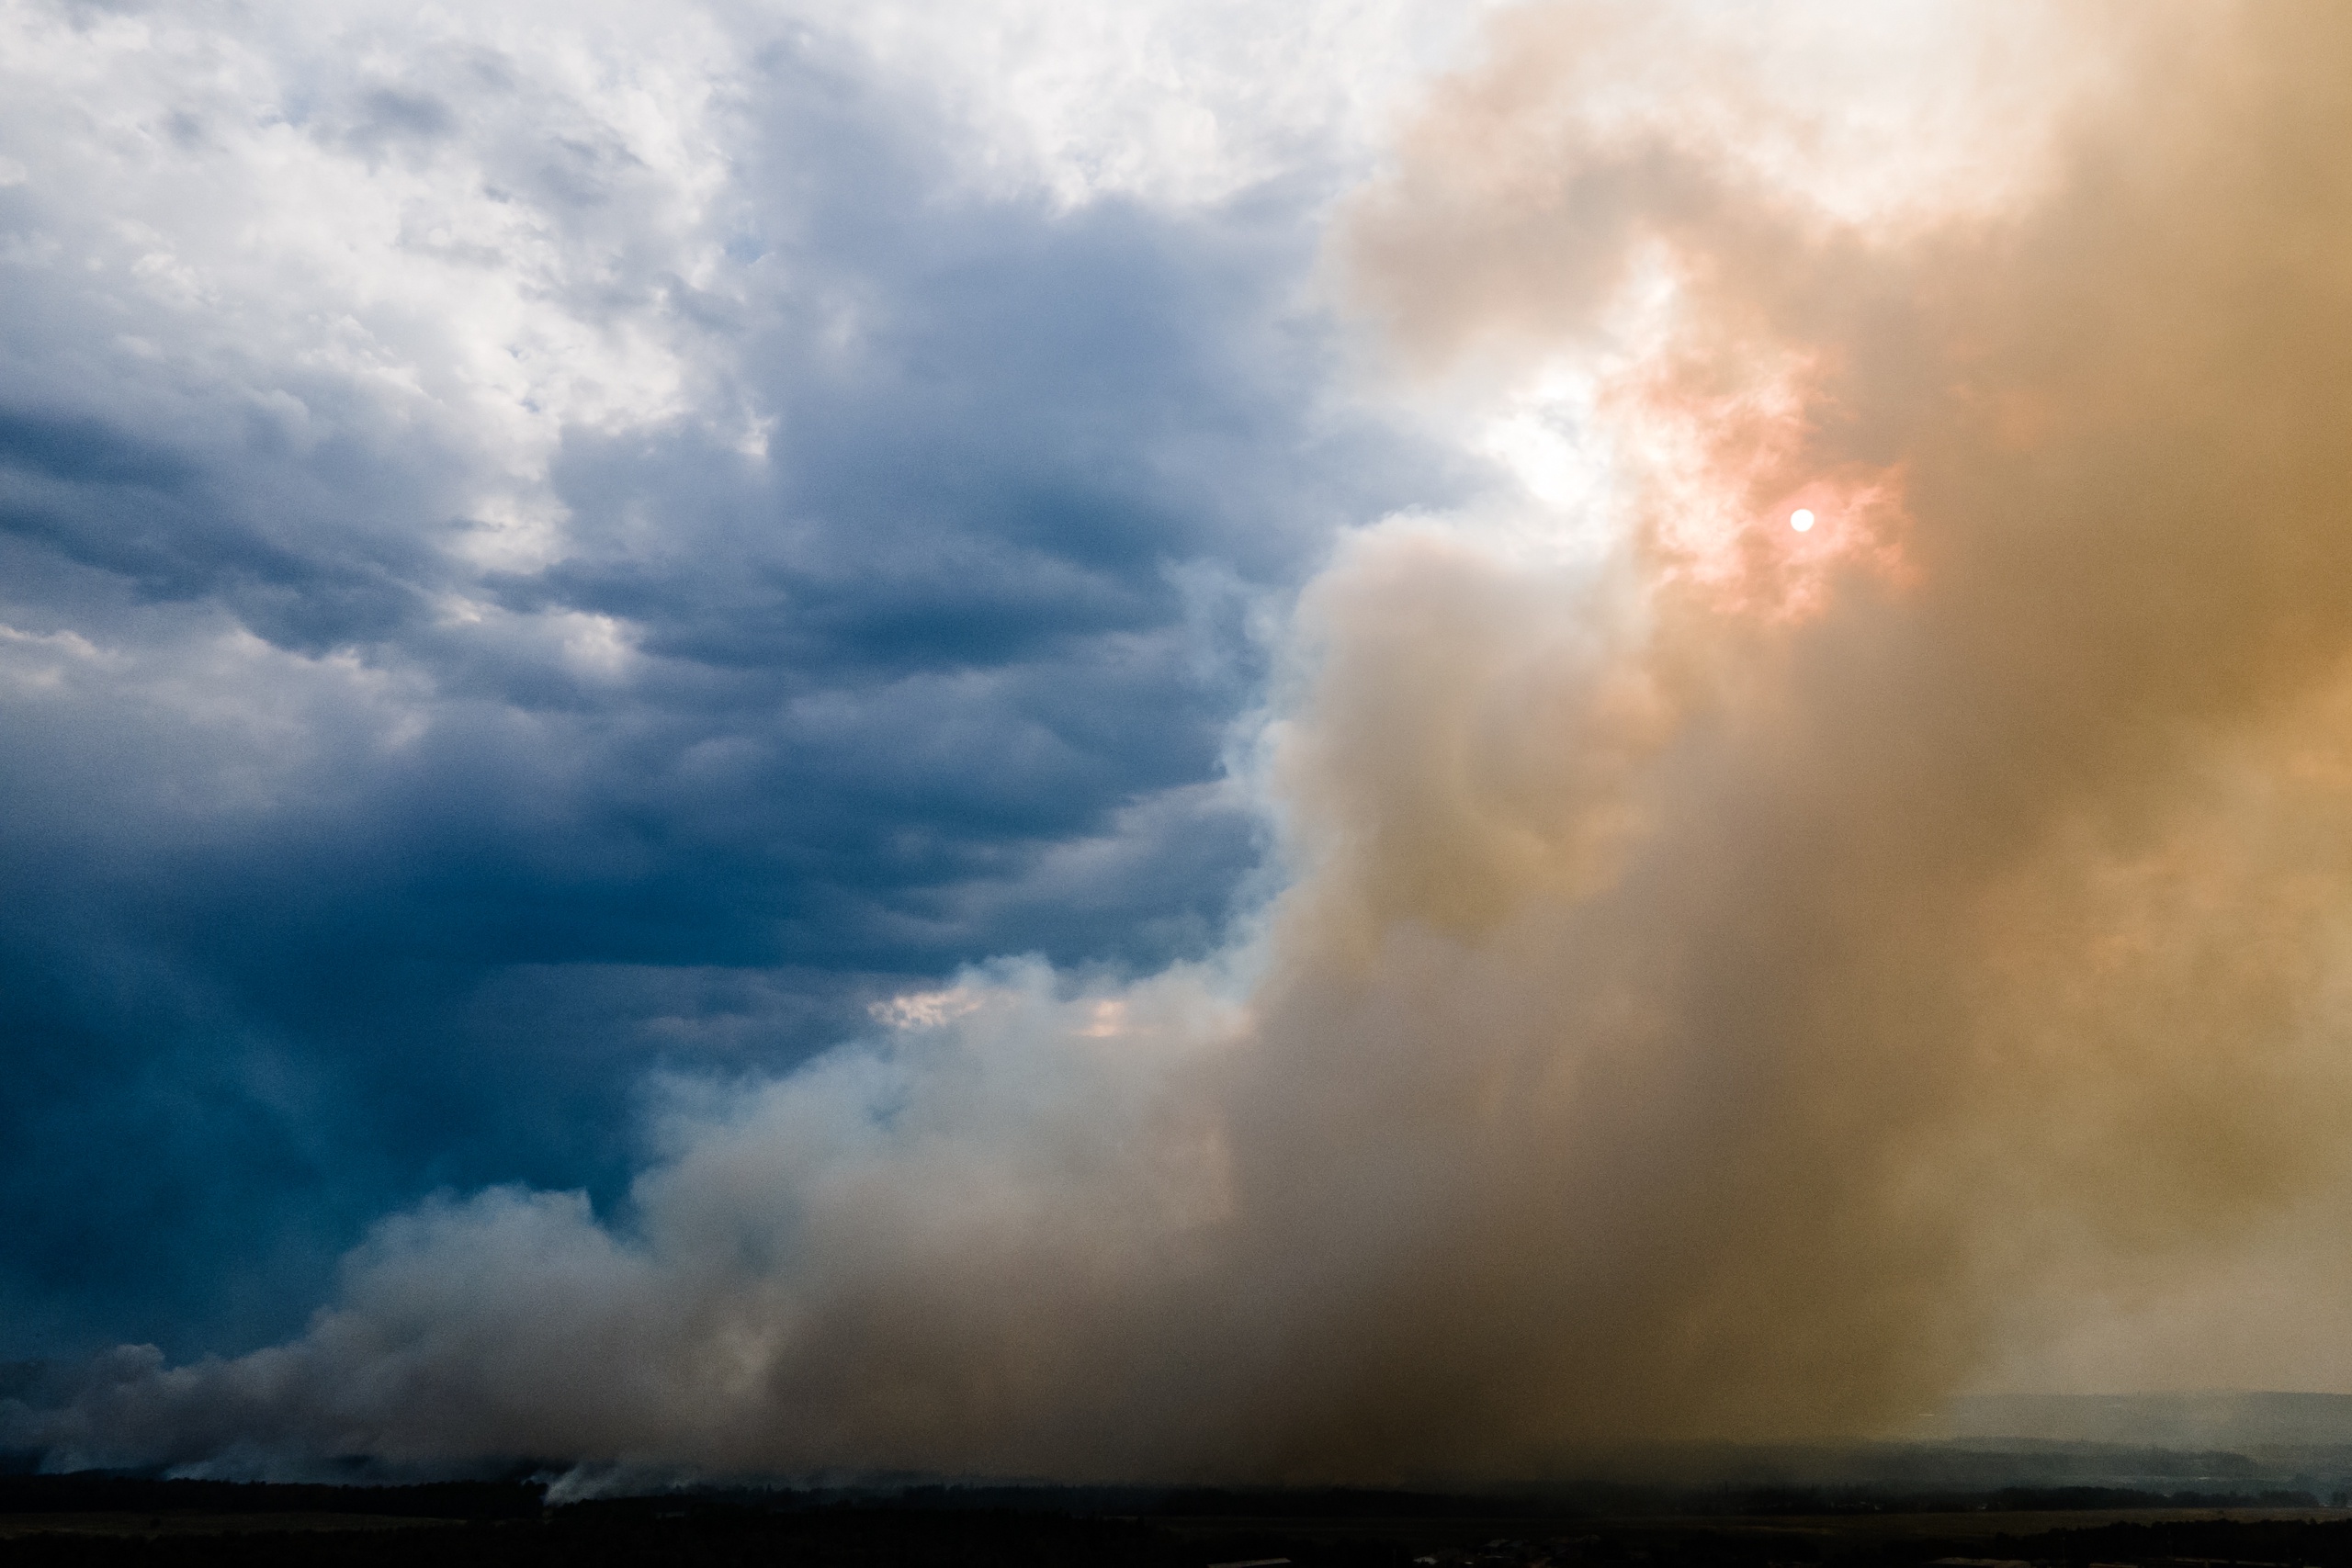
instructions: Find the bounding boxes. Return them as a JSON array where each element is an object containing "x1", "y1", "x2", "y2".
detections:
[{"x1": 1931, "y1": 1393, "x2": 2352, "y2": 1450}]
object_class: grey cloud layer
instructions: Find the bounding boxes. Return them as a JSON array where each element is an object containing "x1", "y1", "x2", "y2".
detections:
[{"x1": 0, "y1": 2, "x2": 1446, "y2": 1364}]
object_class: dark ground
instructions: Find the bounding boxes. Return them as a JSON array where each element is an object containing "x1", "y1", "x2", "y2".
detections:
[{"x1": 6, "y1": 1478, "x2": 2352, "y2": 1568}]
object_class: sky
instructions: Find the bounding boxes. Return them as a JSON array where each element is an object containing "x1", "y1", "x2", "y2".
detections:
[
  {"x1": 9, "y1": 0, "x2": 2352, "y2": 1487},
  {"x1": 0, "y1": 0, "x2": 1486, "y2": 1368}
]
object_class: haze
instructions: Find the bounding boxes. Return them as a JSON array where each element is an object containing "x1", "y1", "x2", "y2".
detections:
[{"x1": 5, "y1": 0, "x2": 2352, "y2": 1487}]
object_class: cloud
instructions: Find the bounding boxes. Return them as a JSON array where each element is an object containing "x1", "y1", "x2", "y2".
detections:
[
  {"x1": 22, "y1": 0, "x2": 2352, "y2": 1489},
  {"x1": 0, "y1": 0, "x2": 1445, "y2": 1365}
]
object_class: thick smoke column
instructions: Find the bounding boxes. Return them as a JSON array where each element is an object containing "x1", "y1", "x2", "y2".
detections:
[{"x1": 19, "y1": 0, "x2": 2352, "y2": 1482}]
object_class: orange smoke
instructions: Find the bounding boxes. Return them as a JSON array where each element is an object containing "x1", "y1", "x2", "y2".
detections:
[{"x1": 1335, "y1": 0, "x2": 2352, "y2": 1440}]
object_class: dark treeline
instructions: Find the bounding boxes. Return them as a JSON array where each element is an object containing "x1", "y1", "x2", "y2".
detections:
[
  {"x1": 0, "y1": 1476, "x2": 546, "y2": 1517},
  {"x1": 0, "y1": 1472, "x2": 2335, "y2": 1522},
  {"x1": 1688, "y1": 1483, "x2": 2327, "y2": 1515},
  {"x1": 729, "y1": 1484, "x2": 1585, "y2": 1517},
  {"x1": 7, "y1": 1475, "x2": 2352, "y2": 1568},
  {"x1": 0, "y1": 1476, "x2": 1572, "y2": 1519},
  {"x1": 0, "y1": 1509, "x2": 1257, "y2": 1568},
  {"x1": 16, "y1": 1510, "x2": 2352, "y2": 1568}
]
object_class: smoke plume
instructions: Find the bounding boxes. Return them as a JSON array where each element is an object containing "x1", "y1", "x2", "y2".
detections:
[{"x1": 17, "y1": 0, "x2": 2352, "y2": 1483}]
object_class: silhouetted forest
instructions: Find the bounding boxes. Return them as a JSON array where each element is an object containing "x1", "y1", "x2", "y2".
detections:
[{"x1": 7, "y1": 1476, "x2": 2352, "y2": 1568}]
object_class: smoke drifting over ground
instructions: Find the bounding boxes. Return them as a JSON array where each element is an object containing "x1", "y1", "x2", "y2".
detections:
[{"x1": 17, "y1": 0, "x2": 2352, "y2": 1483}]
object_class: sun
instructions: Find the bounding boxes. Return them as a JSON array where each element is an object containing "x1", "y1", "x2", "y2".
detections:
[{"x1": 1790, "y1": 508, "x2": 1815, "y2": 532}]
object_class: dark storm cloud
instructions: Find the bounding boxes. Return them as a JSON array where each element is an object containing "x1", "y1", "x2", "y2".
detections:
[
  {"x1": 0, "y1": 401, "x2": 438, "y2": 651},
  {"x1": 0, "y1": 14, "x2": 1449, "y2": 1369}
]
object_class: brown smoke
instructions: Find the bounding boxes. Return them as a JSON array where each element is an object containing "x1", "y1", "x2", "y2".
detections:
[
  {"x1": 19, "y1": 0, "x2": 2352, "y2": 1485},
  {"x1": 1315, "y1": 0, "x2": 2352, "y2": 1458}
]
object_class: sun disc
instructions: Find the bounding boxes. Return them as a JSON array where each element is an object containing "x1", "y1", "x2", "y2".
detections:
[{"x1": 1790, "y1": 508, "x2": 1815, "y2": 532}]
